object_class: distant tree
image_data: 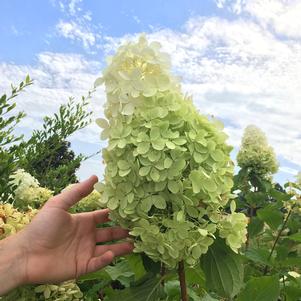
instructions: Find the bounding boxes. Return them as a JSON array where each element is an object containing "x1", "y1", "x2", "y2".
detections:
[
  {"x1": 0, "y1": 76, "x2": 96, "y2": 200},
  {"x1": 17, "y1": 93, "x2": 94, "y2": 194},
  {"x1": 0, "y1": 76, "x2": 32, "y2": 201}
]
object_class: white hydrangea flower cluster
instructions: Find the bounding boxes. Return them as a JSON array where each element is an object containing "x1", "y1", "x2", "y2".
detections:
[
  {"x1": 237, "y1": 125, "x2": 278, "y2": 178},
  {"x1": 95, "y1": 35, "x2": 248, "y2": 267},
  {"x1": 10, "y1": 169, "x2": 53, "y2": 210},
  {"x1": 219, "y1": 212, "x2": 248, "y2": 253}
]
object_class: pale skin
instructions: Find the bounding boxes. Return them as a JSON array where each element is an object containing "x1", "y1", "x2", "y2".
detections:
[{"x1": 0, "y1": 175, "x2": 133, "y2": 296}]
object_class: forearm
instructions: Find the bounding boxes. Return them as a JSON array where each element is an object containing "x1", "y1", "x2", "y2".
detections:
[{"x1": 0, "y1": 234, "x2": 27, "y2": 296}]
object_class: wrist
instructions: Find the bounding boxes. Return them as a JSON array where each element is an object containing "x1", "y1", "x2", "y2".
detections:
[{"x1": 0, "y1": 233, "x2": 28, "y2": 296}]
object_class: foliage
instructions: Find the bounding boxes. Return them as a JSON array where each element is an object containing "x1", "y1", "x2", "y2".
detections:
[
  {"x1": 94, "y1": 35, "x2": 248, "y2": 269},
  {"x1": 0, "y1": 76, "x2": 32, "y2": 201},
  {"x1": 17, "y1": 94, "x2": 93, "y2": 194}
]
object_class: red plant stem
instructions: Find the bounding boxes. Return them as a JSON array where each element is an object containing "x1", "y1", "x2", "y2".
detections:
[{"x1": 178, "y1": 260, "x2": 188, "y2": 301}]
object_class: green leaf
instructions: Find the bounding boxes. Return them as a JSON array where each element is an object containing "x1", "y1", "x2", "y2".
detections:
[
  {"x1": 78, "y1": 269, "x2": 110, "y2": 282},
  {"x1": 236, "y1": 275, "x2": 280, "y2": 301},
  {"x1": 105, "y1": 260, "x2": 135, "y2": 287},
  {"x1": 244, "y1": 247, "x2": 271, "y2": 266},
  {"x1": 200, "y1": 294, "x2": 219, "y2": 301},
  {"x1": 257, "y1": 205, "x2": 283, "y2": 230},
  {"x1": 248, "y1": 217, "x2": 264, "y2": 238},
  {"x1": 142, "y1": 254, "x2": 161, "y2": 274},
  {"x1": 127, "y1": 254, "x2": 146, "y2": 281},
  {"x1": 201, "y1": 238, "x2": 244, "y2": 299},
  {"x1": 287, "y1": 232, "x2": 301, "y2": 243},
  {"x1": 284, "y1": 286, "x2": 301, "y2": 301},
  {"x1": 109, "y1": 277, "x2": 163, "y2": 301}
]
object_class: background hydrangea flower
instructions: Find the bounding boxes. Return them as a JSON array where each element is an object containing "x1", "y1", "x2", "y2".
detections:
[
  {"x1": 237, "y1": 125, "x2": 279, "y2": 178},
  {"x1": 10, "y1": 169, "x2": 53, "y2": 210}
]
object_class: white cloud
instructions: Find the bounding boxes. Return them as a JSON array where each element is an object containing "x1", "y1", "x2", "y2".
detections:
[
  {"x1": 56, "y1": 20, "x2": 96, "y2": 49},
  {"x1": 279, "y1": 166, "x2": 299, "y2": 175},
  {"x1": 243, "y1": 0, "x2": 301, "y2": 39},
  {"x1": 216, "y1": 0, "x2": 301, "y2": 39},
  {"x1": 54, "y1": 0, "x2": 101, "y2": 51},
  {"x1": 68, "y1": 0, "x2": 82, "y2": 15},
  {"x1": 0, "y1": 52, "x2": 104, "y2": 129}
]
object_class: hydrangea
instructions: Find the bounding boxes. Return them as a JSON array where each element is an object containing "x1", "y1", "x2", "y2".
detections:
[
  {"x1": 10, "y1": 169, "x2": 53, "y2": 210},
  {"x1": 64, "y1": 186, "x2": 101, "y2": 213},
  {"x1": 0, "y1": 203, "x2": 38, "y2": 239},
  {"x1": 95, "y1": 35, "x2": 247, "y2": 267},
  {"x1": 34, "y1": 281, "x2": 83, "y2": 301},
  {"x1": 219, "y1": 212, "x2": 248, "y2": 253},
  {"x1": 1, "y1": 281, "x2": 83, "y2": 301},
  {"x1": 237, "y1": 125, "x2": 278, "y2": 178}
]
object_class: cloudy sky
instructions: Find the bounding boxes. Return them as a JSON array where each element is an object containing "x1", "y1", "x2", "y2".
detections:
[{"x1": 1, "y1": 0, "x2": 300, "y2": 184}]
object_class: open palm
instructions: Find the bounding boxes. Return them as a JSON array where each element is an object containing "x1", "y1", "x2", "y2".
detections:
[{"x1": 18, "y1": 176, "x2": 133, "y2": 285}]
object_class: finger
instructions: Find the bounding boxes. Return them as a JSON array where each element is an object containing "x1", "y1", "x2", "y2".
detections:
[
  {"x1": 96, "y1": 227, "x2": 129, "y2": 243},
  {"x1": 93, "y1": 209, "x2": 110, "y2": 225},
  {"x1": 46, "y1": 175, "x2": 98, "y2": 210},
  {"x1": 85, "y1": 251, "x2": 114, "y2": 275},
  {"x1": 94, "y1": 242, "x2": 134, "y2": 257}
]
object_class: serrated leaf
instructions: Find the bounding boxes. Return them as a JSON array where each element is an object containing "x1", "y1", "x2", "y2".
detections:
[
  {"x1": 236, "y1": 275, "x2": 280, "y2": 301},
  {"x1": 109, "y1": 277, "x2": 162, "y2": 301},
  {"x1": 201, "y1": 238, "x2": 244, "y2": 298},
  {"x1": 287, "y1": 232, "x2": 301, "y2": 243},
  {"x1": 244, "y1": 247, "x2": 271, "y2": 266},
  {"x1": 257, "y1": 205, "x2": 283, "y2": 230}
]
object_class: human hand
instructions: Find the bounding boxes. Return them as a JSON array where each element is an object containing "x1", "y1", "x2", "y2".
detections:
[{"x1": 1, "y1": 175, "x2": 133, "y2": 294}]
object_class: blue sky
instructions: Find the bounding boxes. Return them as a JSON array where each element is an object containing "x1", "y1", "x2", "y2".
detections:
[
  {"x1": 1, "y1": 0, "x2": 229, "y2": 64},
  {"x1": 1, "y1": 0, "x2": 301, "y2": 184}
]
